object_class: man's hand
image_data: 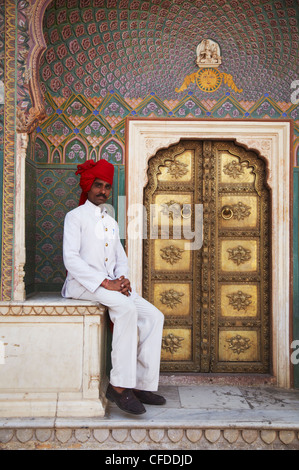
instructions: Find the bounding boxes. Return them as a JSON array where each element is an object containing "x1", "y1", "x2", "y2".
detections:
[
  {"x1": 117, "y1": 276, "x2": 132, "y2": 296},
  {"x1": 102, "y1": 276, "x2": 132, "y2": 296}
]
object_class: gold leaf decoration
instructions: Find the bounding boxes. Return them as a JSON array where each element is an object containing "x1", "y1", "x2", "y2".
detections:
[
  {"x1": 226, "y1": 291, "x2": 252, "y2": 311},
  {"x1": 226, "y1": 334, "x2": 251, "y2": 355},
  {"x1": 165, "y1": 159, "x2": 188, "y2": 179},
  {"x1": 223, "y1": 160, "x2": 248, "y2": 179},
  {"x1": 160, "y1": 289, "x2": 184, "y2": 309},
  {"x1": 160, "y1": 201, "x2": 182, "y2": 219},
  {"x1": 227, "y1": 245, "x2": 251, "y2": 265},
  {"x1": 230, "y1": 201, "x2": 252, "y2": 220},
  {"x1": 162, "y1": 333, "x2": 184, "y2": 353},
  {"x1": 160, "y1": 245, "x2": 184, "y2": 265}
]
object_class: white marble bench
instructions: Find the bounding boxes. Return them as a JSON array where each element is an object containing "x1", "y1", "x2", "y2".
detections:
[{"x1": 0, "y1": 293, "x2": 108, "y2": 418}]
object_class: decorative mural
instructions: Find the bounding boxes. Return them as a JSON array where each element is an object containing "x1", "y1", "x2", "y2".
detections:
[
  {"x1": 36, "y1": 0, "x2": 297, "y2": 102},
  {"x1": 12, "y1": 0, "x2": 299, "y2": 292}
]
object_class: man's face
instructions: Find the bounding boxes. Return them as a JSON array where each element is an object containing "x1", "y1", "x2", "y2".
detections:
[{"x1": 87, "y1": 178, "x2": 112, "y2": 206}]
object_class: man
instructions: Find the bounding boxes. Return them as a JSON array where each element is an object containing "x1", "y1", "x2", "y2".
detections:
[{"x1": 61, "y1": 159, "x2": 165, "y2": 415}]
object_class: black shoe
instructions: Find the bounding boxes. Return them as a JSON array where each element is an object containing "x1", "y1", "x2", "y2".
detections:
[
  {"x1": 106, "y1": 384, "x2": 146, "y2": 415},
  {"x1": 133, "y1": 390, "x2": 166, "y2": 405}
]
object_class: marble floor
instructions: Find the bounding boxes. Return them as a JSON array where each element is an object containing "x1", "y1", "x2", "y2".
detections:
[{"x1": 105, "y1": 384, "x2": 299, "y2": 429}]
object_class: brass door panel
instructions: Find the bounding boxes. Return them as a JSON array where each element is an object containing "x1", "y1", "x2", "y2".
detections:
[
  {"x1": 143, "y1": 140, "x2": 270, "y2": 373},
  {"x1": 220, "y1": 239, "x2": 258, "y2": 272},
  {"x1": 219, "y1": 195, "x2": 258, "y2": 230},
  {"x1": 220, "y1": 152, "x2": 255, "y2": 184},
  {"x1": 161, "y1": 328, "x2": 193, "y2": 362},
  {"x1": 214, "y1": 141, "x2": 270, "y2": 373},
  {"x1": 218, "y1": 330, "x2": 260, "y2": 362},
  {"x1": 157, "y1": 150, "x2": 193, "y2": 182},
  {"x1": 153, "y1": 282, "x2": 192, "y2": 317},
  {"x1": 152, "y1": 193, "x2": 193, "y2": 233},
  {"x1": 219, "y1": 283, "x2": 259, "y2": 318},
  {"x1": 154, "y1": 240, "x2": 192, "y2": 271}
]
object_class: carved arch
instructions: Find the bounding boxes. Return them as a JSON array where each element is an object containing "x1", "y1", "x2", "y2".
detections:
[{"x1": 17, "y1": 0, "x2": 52, "y2": 134}]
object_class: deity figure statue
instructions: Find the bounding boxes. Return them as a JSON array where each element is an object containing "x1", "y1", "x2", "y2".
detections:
[{"x1": 196, "y1": 39, "x2": 222, "y2": 67}]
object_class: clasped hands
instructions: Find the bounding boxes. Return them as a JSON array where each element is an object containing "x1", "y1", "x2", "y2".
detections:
[{"x1": 102, "y1": 275, "x2": 132, "y2": 296}]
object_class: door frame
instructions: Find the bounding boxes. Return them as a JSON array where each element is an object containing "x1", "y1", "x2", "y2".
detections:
[{"x1": 125, "y1": 118, "x2": 292, "y2": 388}]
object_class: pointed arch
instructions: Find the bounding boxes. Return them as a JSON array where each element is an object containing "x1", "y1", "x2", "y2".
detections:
[{"x1": 99, "y1": 137, "x2": 125, "y2": 164}]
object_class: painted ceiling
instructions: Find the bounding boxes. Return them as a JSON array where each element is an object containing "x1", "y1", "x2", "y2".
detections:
[{"x1": 40, "y1": 0, "x2": 299, "y2": 102}]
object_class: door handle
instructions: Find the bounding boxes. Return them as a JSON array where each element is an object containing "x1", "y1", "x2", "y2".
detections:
[
  {"x1": 181, "y1": 204, "x2": 192, "y2": 219},
  {"x1": 221, "y1": 205, "x2": 234, "y2": 220}
]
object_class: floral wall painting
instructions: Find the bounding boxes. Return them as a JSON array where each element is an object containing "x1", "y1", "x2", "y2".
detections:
[{"x1": 100, "y1": 138, "x2": 124, "y2": 164}]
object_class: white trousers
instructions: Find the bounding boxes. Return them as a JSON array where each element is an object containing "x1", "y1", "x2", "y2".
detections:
[{"x1": 70, "y1": 284, "x2": 164, "y2": 391}]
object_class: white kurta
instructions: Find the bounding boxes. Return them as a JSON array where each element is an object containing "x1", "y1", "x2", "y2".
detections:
[
  {"x1": 62, "y1": 199, "x2": 164, "y2": 391},
  {"x1": 62, "y1": 199, "x2": 128, "y2": 297}
]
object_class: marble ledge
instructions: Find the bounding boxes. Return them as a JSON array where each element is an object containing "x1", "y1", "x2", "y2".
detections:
[
  {"x1": 1, "y1": 409, "x2": 299, "y2": 431},
  {"x1": 0, "y1": 292, "x2": 106, "y2": 316}
]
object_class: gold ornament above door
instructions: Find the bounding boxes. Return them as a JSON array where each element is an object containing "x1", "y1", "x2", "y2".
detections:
[
  {"x1": 175, "y1": 39, "x2": 243, "y2": 93},
  {"x1": 143, "y1": 140, "x2": 271, "y2": 373}
]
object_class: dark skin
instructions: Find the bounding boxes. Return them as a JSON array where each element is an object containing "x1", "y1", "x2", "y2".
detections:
[{"x1": 88, "y1": 178, "x2": 132, "y2": 394}]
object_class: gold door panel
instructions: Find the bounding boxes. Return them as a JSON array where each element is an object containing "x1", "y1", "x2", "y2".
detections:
[
  {"x1": 219, "y1": 152, "x2": 255, "y2": 184},
  {"x1": 152, "y1": 193, "x2": 193, "y2": 231},
  {"x1": 220, "y1": 283, "x2": 258, "y2": 318},
  {"x1": 220, "y1": 239, "x2": 258, "y2": 272},
  {"x1": 153, "y1": 282, "x2": 191, "y2": 317},
  {"x1": 219, "y1": 195, "x2": 258, "y2": 229},
  {"x1": 218, "y1": 330, "x2": 259, "y2": 362},
  {"x1": 143, "y1": 140, "x2": 270, "y2": 374},
  {"x1": 154, "y1": 240, "x2": 192, "y2": 271},
  {"x1": 157, "y1": 150, "x2": 193, "y2": 182},
  {"x1": 161, "y1": 329, "x2": 192, "y2": 362}
]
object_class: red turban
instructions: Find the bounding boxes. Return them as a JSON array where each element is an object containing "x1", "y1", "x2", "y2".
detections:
[{"x1": 75, "y1": 159, "x2": 114, "y2": 206}]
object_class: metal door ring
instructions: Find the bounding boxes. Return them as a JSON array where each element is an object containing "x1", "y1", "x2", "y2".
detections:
[{"x1": 221, "y1": 206, "x2": 233, "y2": 220}]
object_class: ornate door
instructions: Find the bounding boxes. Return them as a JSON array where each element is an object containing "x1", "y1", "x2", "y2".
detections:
[{"x1": 143, "y1": 140, "x2": 270, "y2": 373}]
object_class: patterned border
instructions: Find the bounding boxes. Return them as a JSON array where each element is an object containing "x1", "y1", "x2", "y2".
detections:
[
  {"x1": 0, "y1": 302, "x2": 105, "y2": 316},
  {"x1": 0, "y1": 425, "x2": 299, "y2": 450},
  {"x1": 1, "y1": 0, "x2": 16, "y2": 301}
]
